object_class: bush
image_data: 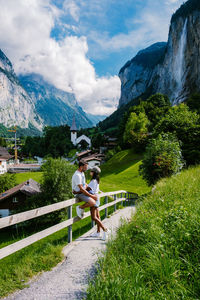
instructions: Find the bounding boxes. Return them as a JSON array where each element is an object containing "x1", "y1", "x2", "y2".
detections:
[
  {"x1": 0, "y1": 173, "x2": 16, "y2": 193},
  {"x1": 139, "y1": 134, "x2": 184, "y2": 185},
  {"x1": 123, "y1": 112, "x2": 149, "y2": 151},
  {"x1": 153, "y1": 104, "x2": 200, "y2": 165},
  {"x1": 28, "y1": 158, "x2": 76, "y2": 224}
]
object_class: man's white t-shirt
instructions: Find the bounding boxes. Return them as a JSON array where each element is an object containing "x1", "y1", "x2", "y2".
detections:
[
  {"x1": 88, "y1": 179, "x2": 99, "y2": 194},
  {"x1": 72, "y1": 170, "x2": 86, "y2": 192}
]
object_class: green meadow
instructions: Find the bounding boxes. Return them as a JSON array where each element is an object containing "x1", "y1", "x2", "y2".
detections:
[
  {"x1": 100, "y1": 149, "x2": 150, "y2": 194},
  {"x1": 0, "y1": 150, "x2": 148, "y2": 297},
  {"x1": 15, "y1": 171, "x2": 43, "y2": 184}
]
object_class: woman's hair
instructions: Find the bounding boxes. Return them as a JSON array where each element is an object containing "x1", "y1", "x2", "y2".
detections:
[{"x1": 91, "y1": 171, "x2": 100, "y2": 183}]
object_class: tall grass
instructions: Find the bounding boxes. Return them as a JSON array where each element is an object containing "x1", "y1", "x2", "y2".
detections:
[{"x1": 86, "y1": 166, "x2": 200, "y2": 299}]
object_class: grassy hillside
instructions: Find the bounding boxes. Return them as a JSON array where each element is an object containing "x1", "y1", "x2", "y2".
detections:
[
  {"x1": 100, "y1": 149, "x2": 151, "y2": 195},
  {"x1": 86, "y1": 165, "x2": 200, "y2": 299}
]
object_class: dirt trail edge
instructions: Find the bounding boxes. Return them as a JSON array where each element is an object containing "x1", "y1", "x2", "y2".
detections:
[{"x1": 4, "y1": 207, "x2": 136, "y2": 300}]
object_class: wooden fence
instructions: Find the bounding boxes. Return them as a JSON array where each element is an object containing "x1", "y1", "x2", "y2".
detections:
[{"x1": 0, "y1": 191, "x2": 137, "y2": 260}]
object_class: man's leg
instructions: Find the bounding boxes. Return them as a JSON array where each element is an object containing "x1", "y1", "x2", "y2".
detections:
[{"x1": 76, "y1": 194, "x2": 96, "y2": 218}]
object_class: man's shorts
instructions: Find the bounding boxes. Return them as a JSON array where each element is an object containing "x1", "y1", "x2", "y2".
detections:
[{"x1": 75, "y1": 193, "x2": 91, "y2": 203}]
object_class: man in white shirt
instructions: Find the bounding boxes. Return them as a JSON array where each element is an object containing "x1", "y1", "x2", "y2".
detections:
[{"x1": 72, "y1": 161, "x2": 97, "y2": 218}]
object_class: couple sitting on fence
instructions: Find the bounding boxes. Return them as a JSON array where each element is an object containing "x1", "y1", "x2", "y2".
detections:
[{"x1": 72, "y1": 161, "x2": 108, "y2": 240}]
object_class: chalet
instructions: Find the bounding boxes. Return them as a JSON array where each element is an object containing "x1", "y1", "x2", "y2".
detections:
[
  {"x1": 76, "y1": 150, "x2": 92, "y2": 161},
  {"x1": 76, "y1": 149, "x2": 105, "y2": 168},
  {"x1": 0, "y1": 146, "x2": 13, "y2": 174},
  {"x1": 104, "y1": 136, "x2": 118, "y2": 149},
  {"x1": 82, "y1": 155, "x2": 101, "y2": 169},
  {"x1": 0, "y1": 179, "x2": 41, "y2": 217}
]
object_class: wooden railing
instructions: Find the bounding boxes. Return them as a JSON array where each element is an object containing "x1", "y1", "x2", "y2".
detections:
[{"x1": 0, "y1": 191, "x2": 137, "y2": 260}]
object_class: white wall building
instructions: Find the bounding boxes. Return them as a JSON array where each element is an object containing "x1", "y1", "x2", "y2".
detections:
[
  {"x1": 70, "y1": 116, "x2": 91, "y2": 148},
  {"x1": 83, "y1": 157, "x2": 101, "y2": 169},
  {"x1": 0, "y1": 158, "x2": 7, "y2": 174}
]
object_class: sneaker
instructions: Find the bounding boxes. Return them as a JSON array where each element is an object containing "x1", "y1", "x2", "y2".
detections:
[
  {"x1": 102, "y1": 231, "x2": 108, "y2": 241},
  {"x1": 76, "y1": 206, "x2": 84, "y2": 218},
  {"x1": 90, "y1": 232, "x2": 101, "y2": 238}
]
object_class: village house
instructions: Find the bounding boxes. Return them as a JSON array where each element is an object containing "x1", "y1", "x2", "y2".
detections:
[
  {"x1": 81, "y1": 155, "x2": 101, "y2": 168},
  {"x1": 76, "y1": 150, "x2": 105, "y2": 168},
  {"x1": 0, "y1": 146, "x2": 13, "y2": 174},
  {"x1": 0, "y1": 179, "x2": 41, "y2": 217}
]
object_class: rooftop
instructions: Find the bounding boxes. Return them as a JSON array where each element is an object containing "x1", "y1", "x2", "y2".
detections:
[
  {"x1": 70, "y1": 115, "x2": 78, "y2": 132},
  {"x1": 0, "y1": 178, "x2": 41, "y2": 201},
  {"x1": 0, "y1": 146, "x2": 13, "y2": 160}
]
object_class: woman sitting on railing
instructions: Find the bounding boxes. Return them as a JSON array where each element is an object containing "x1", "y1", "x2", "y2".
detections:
[
  {"x1": 73, "y1": 166, "x2": 108, "y2": 241},
  {"x1": 87, "y1": 166, "x2": 108, "y2": 241}
]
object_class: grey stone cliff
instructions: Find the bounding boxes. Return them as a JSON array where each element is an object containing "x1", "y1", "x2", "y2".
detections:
[
  {"x1": 119, "y1": 1, "x2": 200, "y2": 106},
  {"x1": 0, "y1": 50, "x2": 43, "y2": 130}
]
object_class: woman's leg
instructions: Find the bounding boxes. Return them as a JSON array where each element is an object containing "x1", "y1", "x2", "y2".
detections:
[
  {"x1": 96, "y1": 209, "x2": 101, "y2": 233},
  {"x1": 90, "y1": 207, "x2": 100, "y2": 232},
  {"x1": 90, "y1": 207, "x2": 107, "y2": 232}
]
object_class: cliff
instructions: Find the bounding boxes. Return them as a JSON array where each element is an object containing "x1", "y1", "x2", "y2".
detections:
[
  {"x1": 119, "y1": 0, "x2": 200, "y2": 107},
  {"x1": 0, "y1": 50, "x2": 43, "y2": 130}
]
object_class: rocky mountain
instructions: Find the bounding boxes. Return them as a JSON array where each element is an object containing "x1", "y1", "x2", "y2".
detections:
[
  {"x1": 19, "y1": 73, "x2": 94, "y2": 129},
  {"x1": 119, "y1": 0, "x2": 200, "y2": 107},
  {"x1": 0, "y1": 49, "x2": 103, "y2": 132},
  {"x1": 0, "y1": 50, "x2": 43, "y2": 130}
]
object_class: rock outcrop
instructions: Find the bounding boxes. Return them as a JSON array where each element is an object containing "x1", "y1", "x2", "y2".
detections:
[
  {"x1": 0, "y1": 50, "x2": 43, "y2": 130},
  {"x1": 119, "y1": 0, "x2": 200, "y2": 107}
]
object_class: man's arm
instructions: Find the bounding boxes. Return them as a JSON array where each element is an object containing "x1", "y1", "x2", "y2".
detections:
[{"x1": 78, "y1": 184, "x2": 97, "y2": 200}]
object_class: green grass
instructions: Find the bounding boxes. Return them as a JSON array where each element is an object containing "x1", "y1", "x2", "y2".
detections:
[
  {"x1": 0, "y1": 150, "x2": 149, "y2": 297},
  {"x1": 100, "y1": 149, "x2": 151, "y2": 195},
  {"x1": 86, "y1": 165, "x2": 200, "y2": 299},
  {"x1": 15, "y1": 172, "x2": 43, "y2": 184}
]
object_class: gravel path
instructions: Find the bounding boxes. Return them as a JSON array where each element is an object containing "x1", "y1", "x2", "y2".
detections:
[{"x1": 4, "y1": 207, "x2": 135, "y2": 300}]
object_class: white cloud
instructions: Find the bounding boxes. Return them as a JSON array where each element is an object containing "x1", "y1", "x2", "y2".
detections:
[
  {"x1": 62, "y1": 0, "x2": 80, "y2": 22},
  {"x1": 0, "y1": 0, "x2": 120, "y2": 116}
]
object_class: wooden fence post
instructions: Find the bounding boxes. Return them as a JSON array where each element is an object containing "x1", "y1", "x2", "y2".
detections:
[
  {"x1": 121, "y1": 192, "x2": 123, "y2": 206},
  {"x1": 105, "y1": 196, "x2": 108, "y2": 217},
  {"x1": 114, "y1": 194, "x2": 117, "y2": 211},
  {"x1": 91, "y1": 219, "x2": 95, "y2": 228},
  {"x1": 68, "y1": 205, "x2": 72, "y2": 243}
]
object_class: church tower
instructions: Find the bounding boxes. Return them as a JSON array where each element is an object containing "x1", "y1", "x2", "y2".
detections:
[{"x1": 70, "y1": 115, "x2": 77, "y2": 146}]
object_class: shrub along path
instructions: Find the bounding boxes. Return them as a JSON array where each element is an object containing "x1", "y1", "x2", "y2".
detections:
[{"x1": 4, "y1": 207, "x2": 135, "y2": 300}]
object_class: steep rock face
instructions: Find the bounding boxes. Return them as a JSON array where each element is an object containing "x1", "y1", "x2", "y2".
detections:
[
  {"x1": 19, "y1": 73, "x2": 94, "y2": 129},
  {"x1": 119, "y1": 0, "x2": 200, "y2": 106},
  {"x1": 155, "y1": 11, "x2": 200, "y2": 105},
  {"x1": 119, "y1": 43, "x2": 167, "y2": 106},
  {"x1": 0, "y1": 50, "x2": 43, "y2": 130}
]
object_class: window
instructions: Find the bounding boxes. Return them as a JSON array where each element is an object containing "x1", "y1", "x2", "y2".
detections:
[{"x1": 13, "y1": 197, "x2": 18, "y2": 203}]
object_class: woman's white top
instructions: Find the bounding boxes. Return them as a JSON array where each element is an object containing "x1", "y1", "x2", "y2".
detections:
[{"x1": 88, "y1": 179, "x2": 99, "y2": 194}]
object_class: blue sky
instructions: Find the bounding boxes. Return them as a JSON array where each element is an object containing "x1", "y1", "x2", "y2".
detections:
[
  {"x1": 50, "y1": 0, "x2": 184, "y2": 76},
  {"x1": 0, "y1": 0, "x2": 184, "y2": 115}
]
